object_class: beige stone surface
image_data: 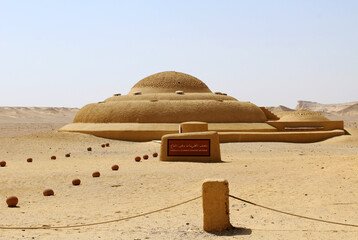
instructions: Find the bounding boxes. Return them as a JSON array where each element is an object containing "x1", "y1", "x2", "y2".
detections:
[
  {"x1": 74, "y1": 100, "x2": 267, "y2": 124},
  {"x1": 219, "y1": 129, "x2": 345, "y2": 143},
  {"x1": 73, "y1": 71, "x2": 268, "y2": 124},
  {"x1": 129, "y1": 71, "x2": 212, "y2": 94},
  {"x1": 180, "y1": 122, "x2": 208, "y2": 133},
  {"x1": 202, "y1": 179, "x2": 232, "y2": 232},
  {"x1": 59, "y1": 122, "x2": 278, "y2": 141},
  {"x1": 267, "y1": 120, "x2": 344, "y2": 131},
  {"x1": 60, "y1": 122, "x2": 344, "y2": 143},
  {"x1": 63, "y1": 72, "x2": 346, "y2": 144},
  {"x1": 277, "y1": 110, "x2": 329, "y2": 121}
]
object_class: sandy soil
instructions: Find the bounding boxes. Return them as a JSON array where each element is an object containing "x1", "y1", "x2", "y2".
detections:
[{"x1": 0, "y1": 110, "x2": 358, "y2": 239}]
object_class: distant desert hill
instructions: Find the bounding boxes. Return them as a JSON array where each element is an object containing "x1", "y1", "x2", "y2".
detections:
[
  {"x1": 267, "y1": 101, "x2": 358, "y2": 129},
  {"x1": 336, "y1": 103, "x2": 358, "y2": 116},
  {"x1": 267, "y1": 105, "x2": 294, "y2": 114},
  {"x1": 296, "y1": 100, "x2": 358, "y2": 115},
  {"x1": 0, "y1": 107, "x2": 79, "y2": 123}
]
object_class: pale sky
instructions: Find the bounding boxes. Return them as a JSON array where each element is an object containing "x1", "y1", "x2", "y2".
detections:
[{"x1": 1, "y1": 0, "x2": 357, "y2": 109}]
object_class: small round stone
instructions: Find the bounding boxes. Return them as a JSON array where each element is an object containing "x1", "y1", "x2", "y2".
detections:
[
  {"x1": 111, "y1": 165, "x2": 119, "y2": 171},
  {"x1": 72, "y1": 179, "x2": 81, "y2": 186},
  {"x1": 65, "y1": 153, "x2": 71, "y2": 157},
  {"x1": 135, "y1": 156, "x2": 141, "y2": 162},
  {"x1": 105, "y1": 143, "x2": 110, "y2": 147},
  {"x1": 92, "y1": 171, "x2": 100, "y2": 177},
  {"x1": 143, "y1": 155, "x2": 149, "y2": 160},
  {"x1": 43, "y1": 189, "x2": 54, "y2": 196},
  {"x1": 152, "y1": 152, "x2": 158, "y2": 158},
  {"x1": 6, "y1": 196, "x2": 18, "y2": 207},
  {"x1": 27, "y1": 158, "x2": 33, "y2": 163},
  {"x1": 51, "y1": 156, "x2": 56, "y2": 160},
  {"x1": 0, "y1": 161, "x2": 7, "y2": 167},
  {"x1": 87, "y1": 147, "x2": 92, "y2": 151},
  {"x1": 101, "y1": 144, "x2": 105, "y2": 148}
]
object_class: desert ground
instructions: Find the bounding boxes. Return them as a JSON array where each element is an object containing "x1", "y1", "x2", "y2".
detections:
[{"x1": 0, "y1": 105, "x2": 358, "y2": 240}]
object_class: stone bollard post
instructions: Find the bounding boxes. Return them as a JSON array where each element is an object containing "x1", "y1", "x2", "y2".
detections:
[{"x1": 202, "y1": 179, "x2": 232, "y2": 232}]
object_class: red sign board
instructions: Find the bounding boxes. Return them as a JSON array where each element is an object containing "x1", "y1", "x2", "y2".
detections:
[{"x1": 167, "y1": 139, "x2": 211, "y2": 156}]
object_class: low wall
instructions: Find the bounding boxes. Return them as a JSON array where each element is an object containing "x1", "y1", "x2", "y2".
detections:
[
  {"x1": 88, "y1": 130, "x2": 176, "y2": 141},
  {"x1": 208, "y1": 123, "x2": 277, "y2": 132},
  {"x1": 219, "y1": 130, "x2": 345, "y2": 143},
  {"x1": 266, "y1": 121, "x2": 344, "y2": 131},
  {"x1": 59, "y1": 123, "x2": 277, "y2": 141},
  {"x1": 59, "y1": 123, "x2": 179, "y2": 141},
  {"x1": 59, "y1": 122, "x2": 346, "y2": 143}
]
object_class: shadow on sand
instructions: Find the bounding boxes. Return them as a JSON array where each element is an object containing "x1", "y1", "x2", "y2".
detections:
[{"x1": 209, "y1": 226, "x2": 252, "y2": 236}]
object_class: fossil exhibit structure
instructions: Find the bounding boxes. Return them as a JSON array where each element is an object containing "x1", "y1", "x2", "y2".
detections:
[{"x1": 59, "y1": 71, "x2": 345, "y2": 142}]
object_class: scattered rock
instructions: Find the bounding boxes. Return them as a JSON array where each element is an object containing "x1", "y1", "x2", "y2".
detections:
[
  {"x1": 92, "y1": 171, "x2": 100, "y2": 177},
  {"x1": 152, "y1": 153, "x2": 158, "y2": 157},
  {"x1": 65, "y1": 153, "x2": 70, "y2": 157},
  {"x1": 51, "y1": 156, "x2": 56, "y2": 160},
  {"x1": 72, "y1": 179, "x2": 81, "y2": 186},
  {"x1": 101, "y1": 144, "x2": 105, "y2": 148},
  {"x1": 106, "y1": 143, "x2": 110, "y2": 147},
  {"x1": 135, "y1": 156, "x2": 141, "y2": 162},
  {"x1": 143, "y1": 155, "x2": 149, "y2": 160},
  {"x1": 6, "y1": 196, "x2": 18, "y2": 207},
  {"x1": 0, "y1": 161, "x2": 7, "y2": 167},
  {"x1": 87, "y1": 147, "x2": 92, "y2": 151},
  {"x1": 111, "y1": 184, "x2": 121, "y2": 188},
  {"x1": 112, "y1": 165, "x2": 119, "y2": 171},
  {"x1": 43, "y1": 189, "x2": 54, "y2": 196},
  {"x1": 27, "y1": 158, "x2": 33, "y2": 163}
]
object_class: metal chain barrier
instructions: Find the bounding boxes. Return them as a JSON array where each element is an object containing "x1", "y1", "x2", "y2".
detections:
[
  {"x1": 229, "y1": 194, "x2": 358, "y2": 228},
  {"x1": 2, "y1": 193, "x2": 358, "y2": 231},
  {"x1": 0, "y1": 196, "x2": 201, "y2": 230}
]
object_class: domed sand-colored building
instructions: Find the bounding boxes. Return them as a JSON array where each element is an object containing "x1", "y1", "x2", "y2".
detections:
[{"x1": 60, "y1": 71, "x2": 345, "y2": 142}]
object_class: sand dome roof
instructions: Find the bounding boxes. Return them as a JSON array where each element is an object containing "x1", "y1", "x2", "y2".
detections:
[
  {"x1": 73, "y1": 71, "x2": 268, "y2": 124},
  {"x1": 277, "y1": 110, "x2": 329, "y2": 121},
  {"x1": 129, "y1": 71, "x2": 212, "y2": 94}
]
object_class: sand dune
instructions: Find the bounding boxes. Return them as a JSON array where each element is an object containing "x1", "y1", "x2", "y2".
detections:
[
  {"x1": 0, "y1": 107, "x2": 79, "y2": 137},
  {"x1": 296, "y1": 100, "x2": 358, "y2": 114},
  {"x1": 0, "y1": 107, "x2": 79, "y2": 123},
  {"x1": 337, "y1": 103, "x2": 358, "y2": 116},
  {"x1": 267, "y1": 105, "x2": 294, "y2": 114}
]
